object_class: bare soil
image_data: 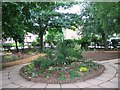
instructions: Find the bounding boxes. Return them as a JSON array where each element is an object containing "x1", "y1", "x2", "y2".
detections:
[{"x1": 83, "y1": 51, "x2": 120, "y2": 61}]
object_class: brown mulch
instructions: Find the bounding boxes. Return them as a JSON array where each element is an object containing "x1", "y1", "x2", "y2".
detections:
[{"x1": 83, "y1": 51, "x2": 120, "y2": 61}]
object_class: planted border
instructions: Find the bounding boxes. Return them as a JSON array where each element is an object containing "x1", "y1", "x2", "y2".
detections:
[{"x1": 20, "y1": 64, "x2": 105, "y2": 84}]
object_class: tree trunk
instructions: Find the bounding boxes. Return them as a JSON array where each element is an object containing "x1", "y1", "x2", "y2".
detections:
[
  {"x1": 102, "y1": 32, "x2": 108, "y2": 50},
  {"x1": 39, "y1": 33, "x2": 43, "y2": 52},
  {"x1": 15, "y1": 39, "x2": 19, "y2": 52},
  {"x1": 22, "y1": 43, "x2": 24, "y2": 51}
]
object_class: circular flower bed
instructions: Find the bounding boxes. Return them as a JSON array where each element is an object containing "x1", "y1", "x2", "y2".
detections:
[
  {"x1": 20, "y1": 61, "x2": 105, "y2": 84},
  {"x1": 20, "y1": 41, "x2": 105, "y2": 84}
]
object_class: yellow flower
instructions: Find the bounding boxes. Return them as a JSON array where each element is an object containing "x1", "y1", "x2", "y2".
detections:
[{"x1": 80, "y1": 67, "x2": 88, "y2": 72}]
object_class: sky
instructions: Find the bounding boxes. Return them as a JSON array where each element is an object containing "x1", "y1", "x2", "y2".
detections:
[{"x1": 56, "y1": 4, "x2": 83, "y2": 14}]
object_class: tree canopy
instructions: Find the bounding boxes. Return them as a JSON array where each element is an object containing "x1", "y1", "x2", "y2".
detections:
[
  {"x1": 2, "y1": 2, "x2": 82, "y2": 52},
  {"x1": 81, "y1": 2, "x2": 120, "y2": 49}
]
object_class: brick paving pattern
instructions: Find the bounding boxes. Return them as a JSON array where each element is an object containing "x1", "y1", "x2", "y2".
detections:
[{"x1": 1, "y1": 59, "x2": 119, "y2": 89}]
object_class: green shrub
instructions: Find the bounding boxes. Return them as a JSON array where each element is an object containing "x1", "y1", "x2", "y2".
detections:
[
  {"x1": 2, "y1": 43, "x2": 11, "y2": 50},
  {"x1": 58, "y1": 71, "x2": 66, "y2": 80},
  {"x1": 54, "y1": 41, "x2": 83, "y2": 65},
  {"x1": 3, "y1": 55, "x2": 19, "y2": 62},
  {"x1": 32, "y1": 40, "x2": 83, "y2": 71},
  {"x1": 31, "y1": 41, "x2": 38, "y2": 47},
  {"x1": 33, "y1": 57, "x2": 54, "y2": 72},
  {"x1": 111, "y1": 39, "x2": 120, "y2": 48},
  {"x1": 69, "y1": 70, "x2": 81, "y2": 79},
  {"x1": 11, "y1": 43, "x2": 22, "y2": 47},
  {"x1": 79, "y1": 59, "x2": 99, "y2": 70}
]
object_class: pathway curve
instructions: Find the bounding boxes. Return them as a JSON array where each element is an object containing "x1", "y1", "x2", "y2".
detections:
[{"x1": 1, "y1": 59, "x2": 119, "y2": 89}]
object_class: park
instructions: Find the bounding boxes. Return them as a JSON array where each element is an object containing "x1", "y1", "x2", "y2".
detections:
[{"x1": 1, "y1": 2, "x2": 120, "y2": 89}]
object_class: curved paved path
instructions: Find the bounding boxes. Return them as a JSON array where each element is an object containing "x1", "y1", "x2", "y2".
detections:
[{"x1": 1, "y1": 59, "x2": 119, "y2": 89}]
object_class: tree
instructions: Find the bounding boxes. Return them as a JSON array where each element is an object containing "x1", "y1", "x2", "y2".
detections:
[
  {"x1": 21, "y1": 2, "x2": 81, "y2": 51},
  {"x1": 46, "y1": 29, "x2": 64, "y2": 48},
  {"x1": 81, "y1": 2, "x2": 120, "y2": 50},
  {"x1": 2, "y1": 2, "x2": 26, "y2": 52},
  {"x1": 3, "y1": 2, "x2": 82, "y2": 52}
]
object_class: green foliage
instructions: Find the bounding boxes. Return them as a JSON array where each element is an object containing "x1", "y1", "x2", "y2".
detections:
[
  {"x1": 111, "y1": 39, "x2": 120, "y2": 48},
  {"x1": 69, "y1": 70, "x2": 81, "y2": 79},
  {"x1": 11, "y1": 43, "x2": 22, "y2": 47},
  {"x1": 58, "y1": 71, "x2": 66, "y2": 80},
  {"x1": 46, "y1": 30, "x2": 64, "y2": 47},
  {"x1": 33, "y1": 57, "x2": 54, "y2": 72},
  {"x1": 24, "y1": 63, "x2": 36, "y2": 77},
  {"x1": 79, "y1": 59, "x2": 99, "y2": 70},
  {"x1": 31, "y1": 41, "x2": 37, "y2": 47},
  {"x1": 46, "y1": 49, "x2": 55, "y2": 60},
  {"x1": 2, "y1": 2, "x2": 26, "y2": 52},
  {"x1": 79, "y1": 36, "x2": 90, "y2": 49},
  {"x1": 81, "y1": 2, "x2": 120, "y2": 49},
  {"x1": 50, "y1": 40, "x2": 83, "y2": 65},
  {"x1": 3, "y1": 55, "x2": 19, "y2": 62},
  {"x1": 2, "y1": 43, "x2": 11, "y2": 51}
]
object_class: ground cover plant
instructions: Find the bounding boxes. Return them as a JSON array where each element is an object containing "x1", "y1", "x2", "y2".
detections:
[
  {"x1": 20, "y1": 40, "x2": 103, "y2": 83},
  {"x1": 2, "y1": 49, "x2": 39, "y2": 63}
]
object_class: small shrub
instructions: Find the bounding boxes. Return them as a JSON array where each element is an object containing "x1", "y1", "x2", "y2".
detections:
[
  {"x1": 2, "y1": 43, "x2": 11, "y2": 51},
  {"x1": 33, "y1": 57, "x2": 54, "y2": 72},
  {"x1": 58, "y1": 71, "x2": 66, "y2": 80},
  {"x1": 3, "y1": 55, "x2": 19, "y2": 62},
  {"x1": 54, "y1": 40, "x2": 83, "y2": 65},
  {"x1": 69, "y1": 70, "x2": 81, "y2": 79}
]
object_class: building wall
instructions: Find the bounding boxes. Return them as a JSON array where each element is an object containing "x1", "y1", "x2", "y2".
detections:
[{"x1": 63, "y1": 29, "x2": 82, "y2": 40}]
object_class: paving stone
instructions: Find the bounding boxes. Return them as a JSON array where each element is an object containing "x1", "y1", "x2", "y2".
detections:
[
  {"x1": 85, "y1": 79, "x2": 104, "y2": 85},
  {"x1": 111, "y1": 64, "x2": 118, "y2": 69},
  {"x1": 100, "y1": 61, "x2": 110, "y2": 64},
  {"x1": 2, "y1": 83, "x2": 20, "y2": 88},
  {"x1": 110, "y1": 77, "x2": 118, "y2": 83},
  {"x1": 45, "y1": 85, "x2": 61, "y2": 90},
  {"x1": 46, "y1": 84, "x2": 60, "y2": 88},
  {"x1": 10, "y1": 69, "x2": 20, "y2": 74},
  {"x1": 104, "y1": 67, "x2": 116, "y2": 74},
  {"x1": 61, "y1": 83, "x2": 78, "y2": 88},
  {"x1": 16, "y1": 88, "x2": 36, "y2": 90},
  {"x1": 99, "y1": 73, "x2": 115, "y2": 78},
  {"x1": 3, "y1": 66, "x2": 16, "y2": 71},
  {"x1": 74, "y1": 82, "x2": 93, "y2": 88},
  {"x1": 17, "y1": 86, "x2": 26, "y2": 88},
  {"x1": 10, "y1": 76, "x2": 23, "y2": 81},
  {"x1": 2, "y1": 70, "x2": 10, "y2": 74},
  {"x1": 83, "y1": 88, "x2": 113, "y2": 90},
  {"x1": 12, "y1": 79, "x2": 36, "y2": 88},
  {"x1": 2, "y1": 89, "x2": 17, "y2": 90},
  {"x1": 9, "y1": 73, "x2": 24, "y2": 81},
  {"x1": 36, "y1": 89, "x2": 45, "y2": 90},
  {"x1": 95, "y1": 75, "x2": 112, "y2": 81},
  {"x1": 2, "y1": 79, "x2": 12, "y2": 86},
  {"x1": 45, "y1": 89, "x2": 61, "y2": 90},
  {"x1": 115, "y1": 73, "x2": 118, "y2": 78},
  {"x1": 2, "y1": 74, "x2": 8, "y2": 78},
  {"x1": 88, "y1": 85, "x2": 104, "y2": 88},
  {"x1": 99, "y1": 82, "x2": 118, "y2": 88},
  {"x1": 30, "y1": 83, "x2": 47, "y2": 88},
  {"x1": 2, "y1": 75, "x2": 9, "y2": 80},
  {"x1": 62, "y1": 88, "x2": 80, "y2": 90}
]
